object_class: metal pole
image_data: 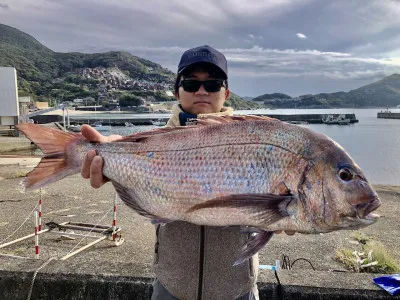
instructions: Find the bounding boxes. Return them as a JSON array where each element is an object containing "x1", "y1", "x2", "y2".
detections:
[
  {"x1": 113, "y1": 192, "x2": 118, "y2": 240},
  {"x1": 34, "y1": 211, "x2": 39, "y2": 259},
  {"x1": 38, "y1": 189, "x2": 42, "y2": 231},
  {"x1": 62, "y1": 107, "x2": 66, "y2": 131},
  {"x1": 66, "y1": 108, "x2": 70, "y2": 127}
]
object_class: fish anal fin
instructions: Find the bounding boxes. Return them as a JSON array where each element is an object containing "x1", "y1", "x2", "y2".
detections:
[{"x1": 234, "y1": 231, "x2": 274, "y2": 266}]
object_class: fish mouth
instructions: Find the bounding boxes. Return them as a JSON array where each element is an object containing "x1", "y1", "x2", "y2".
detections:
[{"x1": 356, "y1": 196, "x2": 381, "y2": 221}]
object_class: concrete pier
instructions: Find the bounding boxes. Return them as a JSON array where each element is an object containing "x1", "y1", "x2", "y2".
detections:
[
  {"x1": 377, "y1": 112, "x2": 400, "y2": 119},
  {"x1": 31, "y1": 113, "x2": 359, "y2": 125},
  {"x1": 254, "y1": 113, "x2": 358, "y2": 124}
]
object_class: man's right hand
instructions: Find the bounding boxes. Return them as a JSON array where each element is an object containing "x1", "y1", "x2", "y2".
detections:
[{"x1": 80, "y1": 125, "x2": 122, "y2": 188}]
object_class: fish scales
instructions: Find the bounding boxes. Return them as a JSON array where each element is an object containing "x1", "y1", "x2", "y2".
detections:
[{"x1": 88, "y1": 141, "x2": 307, "y2": 227}]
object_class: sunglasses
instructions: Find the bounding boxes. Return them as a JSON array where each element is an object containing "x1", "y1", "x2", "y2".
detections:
[{"x1": 179, "y1": 79, "x2": 226, "y2": 93}]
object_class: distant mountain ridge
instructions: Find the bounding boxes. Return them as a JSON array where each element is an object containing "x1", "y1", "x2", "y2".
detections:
[{"x1": 251, "y1": 74, "x2": 400, "y2": 108}]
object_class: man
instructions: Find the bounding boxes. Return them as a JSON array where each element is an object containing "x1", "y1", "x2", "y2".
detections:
[{"x1": 81, "y1": 45, "x2": 259, "y2": 299}]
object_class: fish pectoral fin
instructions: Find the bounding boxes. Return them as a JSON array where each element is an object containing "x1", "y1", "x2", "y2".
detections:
[
  {"x1": 187, "y1": 193, "x2": 293, "y2": 225},
  {"x1": 234, "y1": 230, "x2": 274, "y2": 266}
]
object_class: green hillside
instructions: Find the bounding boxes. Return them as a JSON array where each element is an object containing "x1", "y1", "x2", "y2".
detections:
[
  {"x1": 346, "y1": 74, "x2": 400, "y2": 107},
  {"x1": 0, "y1": 24, "x2": 175, "y2": 103},
  {"x1": 252, "y1": 93, "x2": 292, "y2": 102}
]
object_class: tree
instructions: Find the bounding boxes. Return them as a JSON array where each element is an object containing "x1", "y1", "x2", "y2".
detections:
[{"x1": 119, "y1": 94, "x2": 144, "y2": 107}]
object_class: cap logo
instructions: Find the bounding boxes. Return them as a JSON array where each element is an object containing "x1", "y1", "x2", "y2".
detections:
[{"x1": 188, "y1": 51, "x2": 216, "y2": 59}]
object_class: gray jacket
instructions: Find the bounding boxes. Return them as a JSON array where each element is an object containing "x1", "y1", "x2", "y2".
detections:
[{"x1": 152, "y1": 105, "x2": 259, "y2": 300}]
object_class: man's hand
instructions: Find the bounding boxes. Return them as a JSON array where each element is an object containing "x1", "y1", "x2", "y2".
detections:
[{"x1": 80, "y1": 125, "x2": 122, "y2": 188}]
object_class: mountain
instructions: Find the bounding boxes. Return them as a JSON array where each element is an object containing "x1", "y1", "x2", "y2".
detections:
[
  {"x1": 252, "y1": 93, "x2": 292, "y2": 102},
  {"x1": 0, "y1": 23, "x2": 175, "y2": 103},
  {"x1": 346, "y1": 74, "x2": 400, "y2": 107},
  {"x1": 0, "y1": 23, "x2": 253, "y2": 109},
  {"x1": 225, "y1": 92, "x2": 263, "y2": 110},
  {"x1": 256, "y1": 75, "x2": 400, "y2": 108}
]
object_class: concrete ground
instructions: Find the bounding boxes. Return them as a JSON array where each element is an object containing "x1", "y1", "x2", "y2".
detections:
[{"x1": 0, "y1": 159, "x2": 399, "y2": 299}]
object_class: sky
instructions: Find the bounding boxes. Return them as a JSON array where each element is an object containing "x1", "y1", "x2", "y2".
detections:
[{"x1": 1, "y1": 0, "x2": 400, "y2": 97}]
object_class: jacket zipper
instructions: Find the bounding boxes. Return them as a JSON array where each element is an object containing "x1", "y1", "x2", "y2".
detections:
[
  {"x1": 248, "y1": 233, "x2": 254, "y2": 277},
  {"x1": 197, "y1": 226, "x2": 205, "y2": 300},
  {"x1": 154, "y1": 225, "x2": 160, "y2": 264}
]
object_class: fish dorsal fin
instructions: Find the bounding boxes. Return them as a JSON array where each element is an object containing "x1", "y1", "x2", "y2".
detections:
[
  {"x1": 117, "y1": 115, "x2": 277, "y2": 143},
  {"x1": 197, "y1": 115, "x2": 276, "y2": 125},
  {"x1": 116, "y1": 126, "x2": 198, "y2": 143}
]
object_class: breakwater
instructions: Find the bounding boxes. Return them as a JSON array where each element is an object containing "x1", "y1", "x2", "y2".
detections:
[
  {"x1": 377, "y1": 112, "x2": 400, "y2": 119},
  {"x1": 252, "y1": 113, "x2": 358, "y2": 124},
  {"x1": 32, "y1": 113, "x2": 358, "y2": 125}
]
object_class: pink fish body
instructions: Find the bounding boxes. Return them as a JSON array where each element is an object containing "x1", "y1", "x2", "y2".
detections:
[{"x1": 17, "y1": 116, "x2": 380, "y2": 264}]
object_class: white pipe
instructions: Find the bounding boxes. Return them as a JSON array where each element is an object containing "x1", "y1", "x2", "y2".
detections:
[{"x1": 60, "y1": 236, "x2": 107, "y2": 261}]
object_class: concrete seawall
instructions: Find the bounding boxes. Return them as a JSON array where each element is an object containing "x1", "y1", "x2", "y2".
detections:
[
  {"x1": 32, "y1": 113, "x2": 359, "y2": 125},
  {"x1": 0, "y1": 136, "x2": 34, "y2": 153},
  {"x1": 1, "y1": 262, "x2": 397, "y2": 300},
  {"x1": 377, "y1": 112, "x2": 400, "y2": 119}
]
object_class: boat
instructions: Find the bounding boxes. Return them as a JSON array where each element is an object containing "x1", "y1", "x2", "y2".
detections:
[
  {"x1": 151, "y1": 119, "x2": 167, "y2": 126},
  {"x1": 337, "y1": 114, "x2": 351, "y2": 125},
  {"x1": 322, "y1": 114, "x2": 351, "y2": 125},
  {"x1": 125, "y1": 122, "x2": 134, "y2": 127},
  {"x1": 91, "y1": 121, "x2": 111, "y2": 132}
]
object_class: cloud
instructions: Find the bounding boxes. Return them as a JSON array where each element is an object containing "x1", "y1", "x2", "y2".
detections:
[
  {"x1": 0, "y1": 0, "x2": 400, "y2": 96},
  {"x1": 0, "y1": 3, "x2": 9, "y2": 9},
  {"x1": 296, "y1": 33, "x2": 307, "y2": 39}
]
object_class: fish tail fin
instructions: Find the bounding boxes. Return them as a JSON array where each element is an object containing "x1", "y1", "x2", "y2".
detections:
[{"x1": 16, "y1": 124, "x2": 86, "y2": 191}]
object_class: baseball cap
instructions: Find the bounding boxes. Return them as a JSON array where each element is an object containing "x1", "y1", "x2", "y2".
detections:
[{"x1": 177, "y1": 45, "x2": 228, "y2": 79}]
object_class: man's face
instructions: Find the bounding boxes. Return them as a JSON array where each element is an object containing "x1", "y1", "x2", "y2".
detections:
[{"x1": 177, "y1": 71, "x2": 230, "y2": 115}]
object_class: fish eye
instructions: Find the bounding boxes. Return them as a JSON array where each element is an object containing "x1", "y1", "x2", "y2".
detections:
[{"x1": 338, "y1": 168, "x2": 354, "y2": 182}]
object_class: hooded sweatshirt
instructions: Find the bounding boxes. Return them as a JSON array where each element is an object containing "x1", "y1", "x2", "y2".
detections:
[{"x1": 153, "y1": 104, "x2": 259, "y2": 300}]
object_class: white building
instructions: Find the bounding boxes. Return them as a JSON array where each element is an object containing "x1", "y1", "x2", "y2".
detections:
[{"x1": 0, "y1": 67, "x2": 19, "y2": 125}]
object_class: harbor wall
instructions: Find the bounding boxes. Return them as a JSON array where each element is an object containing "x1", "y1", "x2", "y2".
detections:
[
  {"x1": 377, "y1": 112, "x2": 400, "y2": 119},
  {"x1": 31, "y1": 113, "x2": 359, "y2": 125},
  {"x1": 0, "y1": 268, "x2": 395, "y2": 300}
]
